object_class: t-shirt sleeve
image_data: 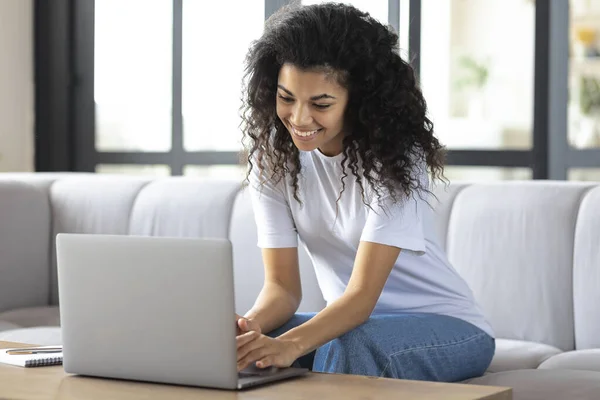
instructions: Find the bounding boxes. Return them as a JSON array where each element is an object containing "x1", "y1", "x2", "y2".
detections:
[
  {"x1": 248, "y1": 162, "x2": 298, "y2": 248},
  {"x1": 360, "y1": 169, "x2": 428, "y2": 256}
]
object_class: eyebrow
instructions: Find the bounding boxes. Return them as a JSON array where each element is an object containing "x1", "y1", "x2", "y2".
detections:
[{"x1": 277, "y1": 85, "x2": 336, "y2": 101}]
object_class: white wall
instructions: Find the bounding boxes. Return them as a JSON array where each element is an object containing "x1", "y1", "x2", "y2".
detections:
[{"x1": 0, "y1": 0, "x2": 34, "y2": 172}]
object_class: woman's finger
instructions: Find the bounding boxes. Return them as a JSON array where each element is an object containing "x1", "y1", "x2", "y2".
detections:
[
  {"x1": 238, "y1": 318, "x2": 248, "y2": 332},
  {"x1": 238, "y1": 317, "x2": 262, "y2": 334},
  {"x1": 248, "y1": 319, "x2": 262, "y2": 333},
  {"x1": 237, "y1": 334, "x2": 264, "y2": 362},
  {"x1": 256, "y1": 357, "x2": 273, "y2": 369},
  {"x1": 238, "y1": 346, "x2": 272, "y2": 371},
  {"x1": 236, "y1": 330, "x2": 260, "y2": 349}
]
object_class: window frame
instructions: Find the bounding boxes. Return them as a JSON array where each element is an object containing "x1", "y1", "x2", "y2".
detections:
[{"x1": 34, "y1": 0, "x2": 600, "y2": 178}]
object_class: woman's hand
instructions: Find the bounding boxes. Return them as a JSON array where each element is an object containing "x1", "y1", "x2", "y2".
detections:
[
  {"x1": 236, "y1": 331, "x2": 302, "y2": 371},
  {"x1": 236, "y1": 314, "x2": 261, "y2": 336}
]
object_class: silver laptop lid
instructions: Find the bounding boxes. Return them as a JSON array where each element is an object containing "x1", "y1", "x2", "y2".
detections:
[{"x1": 56, "y1": 233, "x2": 238, "y2": 389}]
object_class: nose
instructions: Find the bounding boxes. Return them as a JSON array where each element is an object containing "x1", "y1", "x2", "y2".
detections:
[{"x1": 290, "y1": 103, "x2": 313, "y2": 127}]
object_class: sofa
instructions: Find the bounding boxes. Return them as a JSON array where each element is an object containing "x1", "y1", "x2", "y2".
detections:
[{"x1": 0, "y1": 172, "x2": 599, "y2": 399}]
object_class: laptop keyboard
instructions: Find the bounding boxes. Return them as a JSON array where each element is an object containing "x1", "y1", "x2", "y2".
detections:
[{"x1": 239, "y1": 366, "x2": 280, "y2": 377}]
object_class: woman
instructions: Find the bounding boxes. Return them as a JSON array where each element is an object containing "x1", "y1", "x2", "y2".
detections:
[{"x1": 235, "y1": 2, "x2": 495, "y2": 382}]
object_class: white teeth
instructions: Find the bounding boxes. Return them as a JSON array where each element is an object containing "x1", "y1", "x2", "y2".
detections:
[{"x1": 293, "y1": 128, "x2": 320, "y2": 137}]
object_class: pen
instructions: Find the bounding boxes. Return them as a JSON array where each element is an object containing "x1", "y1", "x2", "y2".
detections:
[{"x1": 6, "y1": 347, "x2": 62, "y2": 355}]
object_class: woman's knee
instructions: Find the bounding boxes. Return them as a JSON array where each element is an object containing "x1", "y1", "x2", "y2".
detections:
[
  {"x1": 382, "y1": 332, "x2": 495, "y2": 382},
  {"x1": 313, "y1": 323, "x2": 388, "y2": 376},
  {"x1": 311, "y1": 315, "x2": 495, "y2": 381}
]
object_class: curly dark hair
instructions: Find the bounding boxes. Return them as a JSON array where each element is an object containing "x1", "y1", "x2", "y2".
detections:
[{"x1": 241, "y1": 2, "x2": 446, "y2": 205}]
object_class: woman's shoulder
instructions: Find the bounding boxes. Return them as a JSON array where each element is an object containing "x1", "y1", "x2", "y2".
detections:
[
  {"x1": 362, "y1": 151, "x2": 432, "y2": 208},
  {"x1": 247, "y1": 152, "x2": 297, "y2": 200}
]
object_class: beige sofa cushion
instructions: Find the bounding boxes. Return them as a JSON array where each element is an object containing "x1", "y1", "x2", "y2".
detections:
[
  {"x1": 0, "y1": 327, "x2": 61, "y2": 346},
  {"x1": 539, "y1": 350, "x2": 600, "y2": 372},
  {"x1": 49, "y1": 176, "x2": 151, "y2": 305},
  {"x1": 0, "y1": 321, "x2": 20, "y2": 332},
  {"x1": 431, "y1": 182, "x2": 470, "y2": 251},
  {"x1": 0, "y1": 306, "x2": 60, "y2": 328},
  {"x1": 0, "y1": 181, "x2": 51, "y2": 312},
  {"x1": 573, "y1": 186, "x2": 600, "y2": 350},
  {"x1": 447, "y1": 182, "x2": 593, "y2": 350},
  {"x1": 468, "y1": 369, "x2": 600, "y2": 400},
  {"x1": 488, "y1": 339, "x2": 562, "y2": 372},
  {"x1": 128, "y1": 178, "x2": 241, "y2": 238}
]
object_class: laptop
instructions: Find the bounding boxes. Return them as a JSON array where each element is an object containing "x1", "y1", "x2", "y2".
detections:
[{"x1": 55, "y1": 233, "x2": 308, "y2": 390}]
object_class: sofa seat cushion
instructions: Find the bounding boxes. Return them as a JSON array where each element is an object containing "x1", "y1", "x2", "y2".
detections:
[
  {"x1": 539, "y1": 349, "x2": 600, "y2": 372},
  {"x1": 488, "y1": 339, "x2": 562, "y2": 372},
  {"x1": 0, "y1": 321, "x2": 20, "y2": 332},
  {"x1": 467, "y1": 369, "x2": 600, "y2": 400},
  {"x1": 0, "y1": 327, "x2": 62, "y2": 346},
  {"x1": 0, "y1": 306, "x2": 60, "y2": 328}
]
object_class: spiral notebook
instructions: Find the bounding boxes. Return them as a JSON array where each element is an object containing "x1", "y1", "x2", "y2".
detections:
[{"x1": 0, "y1": 345, "x2": 63, "y2": 367}]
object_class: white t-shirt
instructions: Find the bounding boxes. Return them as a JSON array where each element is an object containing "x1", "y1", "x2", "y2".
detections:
[{"x1": 249, "y1": 149, "x2": 494, "y2": 338}]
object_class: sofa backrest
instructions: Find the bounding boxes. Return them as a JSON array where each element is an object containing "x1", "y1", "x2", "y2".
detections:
[
  {"x1": 431, "y1": 182, "x2": 470, "y2": 250},
  {"x1": 0, "y1": 180, "x2": 50, "y2": 312},
  {"x1": 1, "y1": 173, "x2": 599, "y2": 351},
  {"x1": 573, "y1": 186, "x2": 600, "y2": 349},
  {"x1": 445, "y1": 182, "x2": 594, "y2": 351},
  {"x1": 43, "y1": 175, "x2": 322, "y2": 314},
  {"x1": 49, "y1": 177, "x2": 151, "y2": 304}
]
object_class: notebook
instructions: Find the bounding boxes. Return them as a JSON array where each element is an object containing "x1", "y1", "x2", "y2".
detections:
[{"x1": 0, "y1": 345, "x2": 63, "y2": 367}]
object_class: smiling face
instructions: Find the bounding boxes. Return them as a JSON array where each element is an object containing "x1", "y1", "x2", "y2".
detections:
[{"x1": 276, "y1": 64, "x2": 349, "y2": 157}]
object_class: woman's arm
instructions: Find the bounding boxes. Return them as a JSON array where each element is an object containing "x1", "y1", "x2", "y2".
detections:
[
  {"x1": 277, "y1": 241, "x2": 400, "y2": 356},
  {"x1": 237, "y1": 162, "x2": 429, "y2": 370},
  {"x1": 236, "y1": 240, "x2": 401, "y2": 370},
  {"x1": 242, "y1": 155, "x2": 303, "y2": 334},
  {"x1": 243, "y1": 247, "x2": 302, "y2": 334}
]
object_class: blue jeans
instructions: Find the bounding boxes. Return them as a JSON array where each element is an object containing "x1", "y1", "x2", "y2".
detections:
[{"x1": 267, "y1": 312, "x2": 495, "y2": 382}]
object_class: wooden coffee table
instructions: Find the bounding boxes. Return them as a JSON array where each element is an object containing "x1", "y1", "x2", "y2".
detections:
[{"x1": 0, "y1": 341, "x2": 510, "y2": 399}]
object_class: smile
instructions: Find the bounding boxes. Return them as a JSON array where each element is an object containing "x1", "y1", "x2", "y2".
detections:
[{"x1": 291, "y1": 126, "x2": 323, "y2": 141}]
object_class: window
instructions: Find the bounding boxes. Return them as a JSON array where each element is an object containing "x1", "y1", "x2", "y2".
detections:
[
  {"x1": 96, "y1": 164, "x2": 171, "y2": 176},
  {"x1": 95, "y1": 0, "x2": 172, "y2": 152},
  {"x1": 85, "y1": 0, "x2": 269, "y2": 177},
  {"x1": 36, "y1": 1, "x2": 600, "y2": 182},
  {"x1": 183, "y1": 165, "x2": 246, "y2": 180},
  {"x1": 420, "y1": 0, "x2": 535, "y2": 150},
  {"x1": 569, "y1": 168, "x2": 600, "y2": 181},
  {"x1": 444, "y1": 167, "x2": 532, "y2": 182},
  {"x1": 568, "y1": 0, "x2": 600, "y2": 149},
  {"x1": 302, "y1": 0, "x2": 388, "y2": 25},
  {"x1": 182, "y1": 0, "x2": 265, "y2": 151},
  {"x1": 78, "y1": 0, "x2": 407, "y2": 178}
]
